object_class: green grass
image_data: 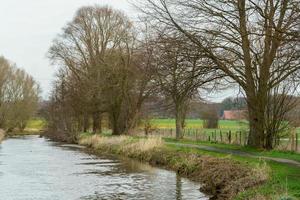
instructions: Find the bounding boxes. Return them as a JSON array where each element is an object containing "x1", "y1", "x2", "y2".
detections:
[
  {"x1": 149, "y1": 118, "x2": 300, "y2": 134},
  {"x1": 149, "y1": 118, "x2": 249, "y2": 130},
  {"x1": 166, "y1": 143, "x2": 300, "y2": 199},
  {"x1": 165, "y1": 138, "x2": 300, "y2": 163},
  {"x1": 236, "y1": 160, "x2": 300, "y2": 199},
  {"x1": 26, "y1": 118, "x2": 46, "y2": 131}
]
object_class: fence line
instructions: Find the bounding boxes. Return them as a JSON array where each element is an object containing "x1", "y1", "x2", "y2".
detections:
[{"x1": 147, "y1": 128, "x2": 300, "y2": 153}]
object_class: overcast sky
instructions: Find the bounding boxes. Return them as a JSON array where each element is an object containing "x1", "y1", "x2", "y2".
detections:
[
  {"x1": 0, "y1": 0, "x2": 134, "y2": 98},
  {"x1": 0, "y1": 0, "x2": 235, "y2": 102}
]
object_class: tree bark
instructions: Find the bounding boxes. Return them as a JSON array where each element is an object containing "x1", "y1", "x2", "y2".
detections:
[
  {"x1": 247, "y1": 99, "x2": 265, "y2": 148},
  {"x1": 83, "y1": 113, "x2": 89, "y2": 133},
  {"x1": 175, "y1": 103, "x2": 185, "y2": 140},
  {"x1": 112, "y1": 118, "x2": 120, "y2": 135},
  {"x1": 92, "y1": 112, "x2": 101, "y2": 134}
]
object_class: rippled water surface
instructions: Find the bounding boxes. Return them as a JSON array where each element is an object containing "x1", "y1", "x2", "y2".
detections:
[{"x1": 0, "y1": 136, "x2": 208, "y2": 200}]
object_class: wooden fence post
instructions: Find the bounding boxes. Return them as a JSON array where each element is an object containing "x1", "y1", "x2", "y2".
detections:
[
  {"x1": 239, "y1": 131, "x2": 242, "y2": 145},
  {"x1": 214, "y1": 130, "x2": 217, "y2": 142},
  {"x1": 296, "y1": 133, "x2": 298, "y2": 152},
  {"x1": 245, "y1": 132, "x2": 248, "y2": 146},
  {"x1": 220, "y1": 130, "x2": 223, "y2": 143},
  {"x1": 229, "y1": 131, "x2": 232, "y2": 144}
]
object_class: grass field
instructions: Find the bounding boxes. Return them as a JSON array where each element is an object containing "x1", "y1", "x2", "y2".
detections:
[
  {"x1": 150, "y1": 118, "x2": 249, "y2": 130},
  {"x1": 25, "y1": 118, "x2": 46, "y2": 132}
]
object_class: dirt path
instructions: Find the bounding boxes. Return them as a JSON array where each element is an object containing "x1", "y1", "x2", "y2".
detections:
[{"x1": 167, "y1": 142, "x2": 300, "y2": 167}]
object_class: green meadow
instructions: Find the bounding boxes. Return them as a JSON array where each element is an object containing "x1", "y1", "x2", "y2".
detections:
[{"x1": 150, "y1": 118, "x2": 248, "y2": 130}]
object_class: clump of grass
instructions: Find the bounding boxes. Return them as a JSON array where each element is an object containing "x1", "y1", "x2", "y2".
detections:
[
  {"x1": 79, "y1": 135, "x2": 130, "y2": 148},
  {"x1": 123, "y1": 136, "x2": 164, "y2": 154},
  {"x1": 252, "y1": 160, "x2": 270, "y2": 182}
]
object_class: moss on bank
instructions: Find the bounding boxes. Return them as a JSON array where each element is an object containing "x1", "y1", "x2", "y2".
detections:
[{"x1": 79, "y1": 135, "x2": 268, "y2": 200}]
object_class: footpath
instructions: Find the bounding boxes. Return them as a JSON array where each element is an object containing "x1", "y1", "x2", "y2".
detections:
[{"x1": 167, "y1": 142, "x2": 300, "y2": 167}]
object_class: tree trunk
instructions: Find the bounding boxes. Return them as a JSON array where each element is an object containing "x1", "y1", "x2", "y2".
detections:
[
  {"x1": 265, "y1": 132, "x2": 274, "y2": 150},
  {"x1": 112, "y1": 118, "x2": 120, "y2": 135},
  {"x1": 111, "y1": 111, "x2": 121, "y2": 136},
  {"x1": 83, "y1": 113, "x2": 89, "y2": 133},
  {"x1": 175, "y1": 103, "x2": 185, "y2": 140},
  {"x1": 92, "y1": 112, "x2": 101, "y2": 134},
  {"x1": 247, "y1": 100, "x2": 265, "y2": 148}
]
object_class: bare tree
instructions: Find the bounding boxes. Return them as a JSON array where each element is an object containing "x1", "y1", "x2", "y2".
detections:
[
  {"x1": 0, "y1": 56, "x2": 40, "y2": 132},
  {"x1": 151, "y1": 34, "x2": 219, "y2": 139},
  {"x1": 49, "y1": 6, "x2": 134, "y2": 134},
  {"x1": 48, "y1": 5, "x2": 156, "y2": 137},
  {"x1": 137, "y1": 0, "x2": 300, "y2": 148}
]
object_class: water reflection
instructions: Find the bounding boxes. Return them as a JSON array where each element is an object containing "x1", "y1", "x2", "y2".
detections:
[
  {"x1": 0, "y1": 136, "x2": 208, "y2": 200},
  {"x1": 176, "y1": 174, "x2": 182, "y2": 200}
]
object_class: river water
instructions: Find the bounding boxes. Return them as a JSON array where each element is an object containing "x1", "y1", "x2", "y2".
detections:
[{"x1": 0, "y1": 136, "x2": 208, "y2": 200}]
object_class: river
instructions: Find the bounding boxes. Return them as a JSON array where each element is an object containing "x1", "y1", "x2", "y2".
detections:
[{"x1": 0, "y1": 136, "x2": 208, "y2": 200}]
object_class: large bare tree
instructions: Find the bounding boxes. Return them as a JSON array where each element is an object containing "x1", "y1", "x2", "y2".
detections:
[
  {"x1": 49, "y1": 6, "x2": 134, "y2": 134},
  {"x1": 48, "y1": 6, "x2": 156, "y2": 137},
  {"x1": 137, "y1": 0, "x2": 300, "y2": 148},
  {"x1": 152, "y1": 34, "x2": 219, "y2": 139}
]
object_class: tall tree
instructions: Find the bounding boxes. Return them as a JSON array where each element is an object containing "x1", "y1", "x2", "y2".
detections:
[
  {"x1": 49, "y1": 6, "x2": 134, "y2": 134},
  {"x1": 152, "y1": 34, "x2": 218, "y2": 139},
  {"x1": 137, "y1": 0, "x2": 300, "y2": 148},
  {"x1": 48, "y1": 5, "x2": 155, "y2": 136}
]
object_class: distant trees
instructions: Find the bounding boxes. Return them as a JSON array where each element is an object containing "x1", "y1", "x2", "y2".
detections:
[
  {"x1": 137, "y1": 0, "x2": 300, "y2": 149},
  {"x1": 220, "y1": 97, "x2": 247, "y2": 113},
  {"x1": 0, "y1": 56, "x2": 40, "y2": 132}
]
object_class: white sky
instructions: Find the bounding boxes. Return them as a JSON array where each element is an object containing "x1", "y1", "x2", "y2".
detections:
[
  {"x1": 0, "y1": 0, "x2": 234, "y2": 102},
  {"x1": 0, "y1": 0, "x2": 133, "y2": 98}
]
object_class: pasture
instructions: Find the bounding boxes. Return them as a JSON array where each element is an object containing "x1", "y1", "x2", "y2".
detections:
[{"x1": 150, "y1": 118, "x2": 248, "y2": 131}]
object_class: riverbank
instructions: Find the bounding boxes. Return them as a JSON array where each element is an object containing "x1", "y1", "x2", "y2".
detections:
[{"x1": 79, "y1": 135, "x2": 268, "y2": 200}]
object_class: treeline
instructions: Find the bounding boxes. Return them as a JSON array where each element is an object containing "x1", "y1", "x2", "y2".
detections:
[
  {"x1": 0, "y1": 56, "x2": 40, "y2": 132},
  {"x1": 46, "y1": 7, "x2": 155, "y2": 141},
  {"x1": 46, "y1": 1, "x2": 300, "y2": 150}
]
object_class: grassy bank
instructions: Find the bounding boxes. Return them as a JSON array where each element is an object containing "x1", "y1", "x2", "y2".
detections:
[
  {"x1": 24, "y1": 118, "x2": 46, "y2": 133},
  {"x1": 7, "y1": 118, "x2": 46, "y2": 136},
  {"x1": 165, "y1": 138, "x2": 300, "y2": 163},
  {"x1": 166, "y1": 143, "x2": 300, "y2": 200},
  {"x1": 79, "y1": 134, "x2": 268, "y2": 200}
]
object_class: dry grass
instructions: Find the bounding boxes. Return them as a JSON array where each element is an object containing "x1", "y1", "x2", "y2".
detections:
[
  {"x1": 0, "y1": 129, "x2": 5, "y2": 143},
  {"x1": 79, "y1": 135, "x2": 129, "y2": 147},
  {"x1": 122, "y1": 137, "x2": 164, "y2": 154},
  {"x1": 79, "y1": 135, "x2": 164, "y2": 154},
  {"x1": 252, "y1": 160, "x2": 270, "y2": 181}
]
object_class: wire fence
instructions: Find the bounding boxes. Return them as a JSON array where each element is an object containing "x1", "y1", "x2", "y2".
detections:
[{"x1": 147, "y1": 128, "x2": 300, "y2": 153}]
